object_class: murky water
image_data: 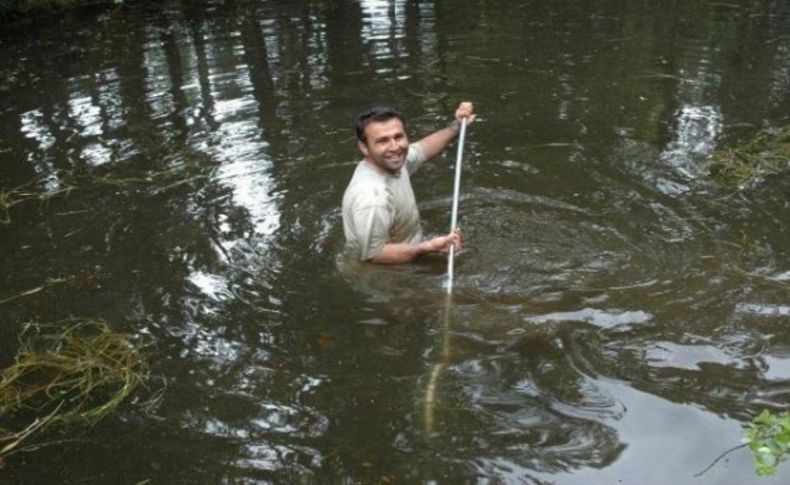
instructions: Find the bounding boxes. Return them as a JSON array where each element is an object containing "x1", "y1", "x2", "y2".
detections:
[{"x1": 2, "y1": 0, "x2": 790, "y2": 482}]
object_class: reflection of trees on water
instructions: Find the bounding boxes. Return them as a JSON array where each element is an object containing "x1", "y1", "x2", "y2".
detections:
[
  {"x1": 184, "y1": 4, "x2": 219, "y2": 131},
  {"x1": 239, "y1": 5, "x2": 276, "y2": 136},
  {"x1": 5, "y1": 1, "x2": 790, "y2": 180},
  {"x1": 160, "y1": 22, "x2": 190, "y2": 145}
]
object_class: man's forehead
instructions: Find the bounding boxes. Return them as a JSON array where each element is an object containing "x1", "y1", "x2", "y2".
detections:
[{"x1": 365, "y1": 118, "x2": 405, "y2": 137}]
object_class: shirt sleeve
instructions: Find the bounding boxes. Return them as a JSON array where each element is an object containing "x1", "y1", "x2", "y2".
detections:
[
  {"x1": 405, "y1": 143, "x2": 427, "y2": 175},
  {"x1": 352, "y1": 204, "x2": 393, "y2": 261}
]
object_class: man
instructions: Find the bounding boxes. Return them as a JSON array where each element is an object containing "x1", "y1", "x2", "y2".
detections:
[{"x1": 342, "y1": 101, "x2": 476, "y2": 264}]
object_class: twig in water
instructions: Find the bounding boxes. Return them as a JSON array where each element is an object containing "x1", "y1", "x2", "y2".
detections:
[
  {"x1": 465, "y1": 55, "x2": 502, "y2": 63},
  {"x1": 694, "y1": 443, "x2": 747, "y2": 477},
  {"x1": 731, "y1": 265, "x2": 790, "y2": 287},
  {"x1": 0, "y1": 278, "x2": 68, "y2": 306}
]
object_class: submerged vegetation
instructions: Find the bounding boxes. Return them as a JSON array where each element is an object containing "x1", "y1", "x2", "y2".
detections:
[
  {"x1": 0, "y1": 318, "x2": 149, "y2": 460},
  {"x1": 0, "y1": 164, "x2": 207, "y2": 227},
  {"x1": 709, "y1": 126, "x2": 790, "y2": 186}
]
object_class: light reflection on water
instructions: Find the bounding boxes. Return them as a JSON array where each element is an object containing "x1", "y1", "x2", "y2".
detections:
[
  {"x1": 1, "y1": 0, "x2": 790, "y2": 483},
  {"x1": 526, "y1": 308, "x2": 652, "y2": 328}
]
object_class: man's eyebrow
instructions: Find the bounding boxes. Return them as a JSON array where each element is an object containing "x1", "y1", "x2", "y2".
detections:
[{"x1": 375, "y1": 133, "x2": 398, "y2": 140}]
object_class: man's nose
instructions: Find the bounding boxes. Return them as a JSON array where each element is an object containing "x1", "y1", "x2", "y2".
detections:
[{"x1": 387, "y1": 139, "x2": 398, "y2": 150}]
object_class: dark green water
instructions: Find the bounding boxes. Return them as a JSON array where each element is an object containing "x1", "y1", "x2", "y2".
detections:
[{"x1": 2, "y1": 0, "x2": 790, "y2": 482}]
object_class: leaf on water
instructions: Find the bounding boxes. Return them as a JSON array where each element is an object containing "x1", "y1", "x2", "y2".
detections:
[
  {"x1": 636, "y1": 73, "x2": 681, "y2": 81},
  {"x1": 465, "y1": 55, "x2": 502, "y2": 63},
  {"x1": 0, "y1": 286, "x2": 44, "y2": 305},
  {"x1": 402, "y1": 87, "x2": 447, "y2": 100},
  {"x1": 531, "y1": 142, "x2": 581, "y2": 148},
  {"x1": 0, "y1": 277, "x2": 72, "y2": 306},
  {"x1": 0, "y1": 439, "x2": 21, "y2": 455},
  {"x1": 316, "y1": 331, "x2": 334, "y2": 349}
]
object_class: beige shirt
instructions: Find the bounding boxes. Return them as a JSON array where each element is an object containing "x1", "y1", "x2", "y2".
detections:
[{"x1": 342, "y1": 144, "x2": 428, "y2": 261}]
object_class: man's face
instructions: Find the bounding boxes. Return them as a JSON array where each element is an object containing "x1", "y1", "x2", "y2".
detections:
[{"x1": 358, "y1": 118, "x2": 409, "y2": 174}]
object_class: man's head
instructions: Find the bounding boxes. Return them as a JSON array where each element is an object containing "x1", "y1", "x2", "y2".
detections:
[
  {"x1": 355, "y1": 105, "x2": 410, "y2": 174},
  {"x1": 355, "y1": 105, "x2": 406, "y2": 142}
]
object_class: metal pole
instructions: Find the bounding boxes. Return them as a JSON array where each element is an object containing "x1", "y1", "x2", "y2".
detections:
[
  {"x1": 426, "y1": 118, "x2": 468, "y2": 432},
  {"x1": 446, "y1": 117, "x2": 467, "y2": 294}
]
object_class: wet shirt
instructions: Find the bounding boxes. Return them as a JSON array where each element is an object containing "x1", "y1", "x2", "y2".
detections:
[{"x1": 342, "y1": 144, "x2": 427, "y2": 261}]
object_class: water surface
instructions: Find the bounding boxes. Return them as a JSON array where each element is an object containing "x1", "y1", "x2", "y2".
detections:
[{"x1": 1, "y1": 0, "x2": 790, "y2": 482}]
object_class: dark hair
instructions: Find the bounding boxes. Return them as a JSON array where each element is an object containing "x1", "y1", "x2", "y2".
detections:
[{"x1": 354, "y1": 105, "x2": 406, "y2": 142}]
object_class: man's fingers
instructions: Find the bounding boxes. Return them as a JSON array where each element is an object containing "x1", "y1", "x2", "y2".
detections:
[
  {"x1": 458, "y1": 101, "x2": 473, "y2": 112},
  {"x1": 448, "y1": 229, "x2": 462, "y2": 250},
  {"x1": 455, "y1": 104, "x2": 475, "y2": 125}
]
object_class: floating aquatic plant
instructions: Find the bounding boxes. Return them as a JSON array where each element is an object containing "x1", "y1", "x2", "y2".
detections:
[
  {"x1": 0, "y1": 164, "x2": 206, "y2": 227},
  {"x1": 744, "y1": 410, "x2": 790, "y2": 476},
  {"x1": 695, "y1": 410, "x2": 790, "y2": 478},
  {"x1": 0, "y1": 177, "x2": 76, "y2": 227},
  {"x1": 710, "y1": 126, "x2": 790, "y2": 185},
  {"x1": 0, "y1": 318, "x2": 148, "y2": 459}
]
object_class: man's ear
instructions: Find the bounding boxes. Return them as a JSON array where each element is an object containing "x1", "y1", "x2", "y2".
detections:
[{"x1": 357, "y1": 140, "x2": 369, "y2": 159}]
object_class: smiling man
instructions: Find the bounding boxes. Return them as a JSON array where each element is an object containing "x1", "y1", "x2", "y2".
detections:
[{"x1": 342, "y1": 102, "x2": 475, "y2": 264}]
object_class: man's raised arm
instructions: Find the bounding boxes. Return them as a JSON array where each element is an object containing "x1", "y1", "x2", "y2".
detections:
[{"x1": 415, "y1": 101, "x2": 476, "y2": 160}]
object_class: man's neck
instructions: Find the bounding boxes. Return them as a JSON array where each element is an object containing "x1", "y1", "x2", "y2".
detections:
[{"x1": 363, "y1": 159, "x2": 400, "y2": 177}]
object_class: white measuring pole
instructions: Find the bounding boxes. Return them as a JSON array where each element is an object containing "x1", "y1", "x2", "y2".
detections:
[{"x1": 446, "y1": 118, "x2": 467, "y2": 294}]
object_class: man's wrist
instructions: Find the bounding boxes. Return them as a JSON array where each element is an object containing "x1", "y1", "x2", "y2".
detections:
[
  {"x1": 449, "y1": 119, "x2": 461, "y2": 133},
  {"x1": 419, "y1": 240, "x2": 434, "y2": 254}
]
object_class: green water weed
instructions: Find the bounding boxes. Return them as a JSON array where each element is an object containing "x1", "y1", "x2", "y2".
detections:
[
  {"x1": 710, "y1": 126, "x2": 790, "y2": 185},
  {"x1": 0, "y1": 318, "x2": 148, "y2": 459},
  {"x1": 744, "y1": 410, "x2": 790, "y2": 476}
]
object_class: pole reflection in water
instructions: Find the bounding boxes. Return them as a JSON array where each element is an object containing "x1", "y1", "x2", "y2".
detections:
[{"x1": 423, "y1": 292, "x2": 453, "y2": 434}]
